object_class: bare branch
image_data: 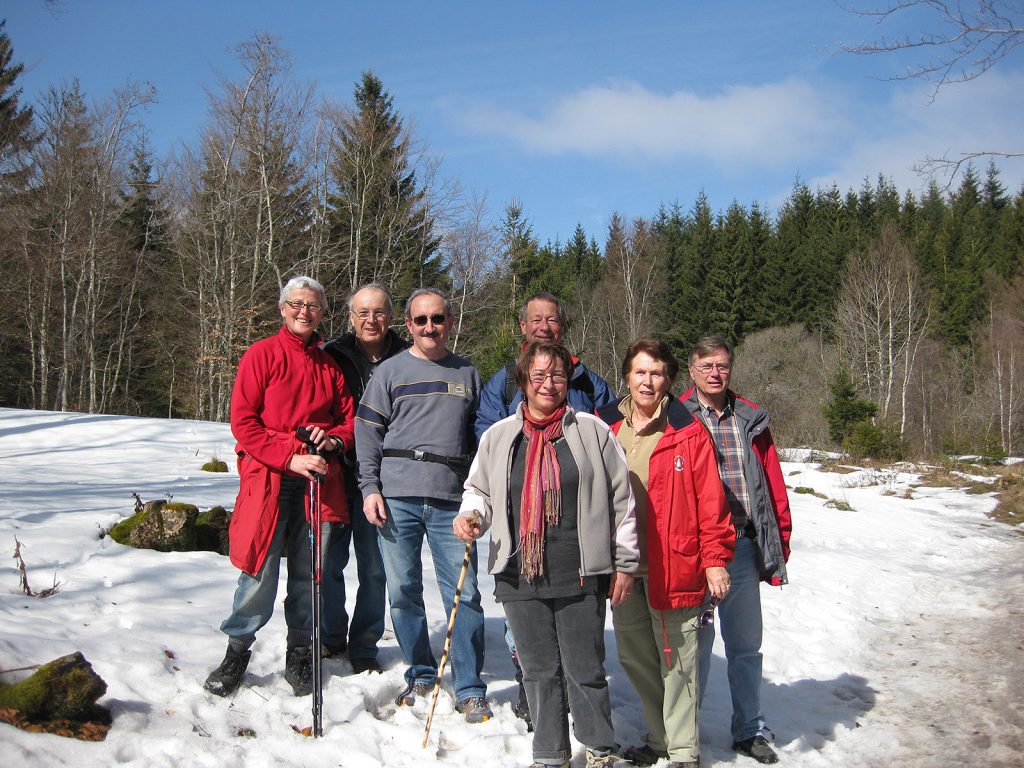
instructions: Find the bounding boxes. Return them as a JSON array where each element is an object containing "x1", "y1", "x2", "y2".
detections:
[{"x1": 840, "y1": 1, "x2": 1024, "y2": 102}]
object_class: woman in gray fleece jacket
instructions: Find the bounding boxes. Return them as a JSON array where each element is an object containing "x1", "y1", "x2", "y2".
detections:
[{"x1": 455, "y1": 341, "x2": 638, "y2": 768}]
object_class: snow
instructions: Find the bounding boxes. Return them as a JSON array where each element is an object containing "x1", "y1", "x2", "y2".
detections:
[{"x1": 0, "y1": 407, "x2": 1020, "y2": 767}]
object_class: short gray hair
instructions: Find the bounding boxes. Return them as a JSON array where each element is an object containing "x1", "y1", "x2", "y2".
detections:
[
  {"x1": 347, "y1": 282, "x2": 394, "y2": 316},
  {"x1": 279, "y1": 276, "x2": 327, "y2": 308},
  {"x1": 518, "y1": 292, "x2": 568, "y2": 327},
  {"x1": 405, "y1": 287, "x2": 452, "y2": 318},
  {"x1": 689, "y1": 334, "x2": 733, "y2": 365}
]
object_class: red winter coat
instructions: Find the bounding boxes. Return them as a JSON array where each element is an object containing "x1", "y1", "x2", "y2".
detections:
[
  {"x1": 599, "y1": 398, "x2": 734, "y2": 609},
  {"x1": 228, "y1": 325, "x2": 355, "y2": 576}
]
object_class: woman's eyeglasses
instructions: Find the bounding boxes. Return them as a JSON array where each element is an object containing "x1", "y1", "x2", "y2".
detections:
[
  {"x1": 528, "y1": 372, "x2": 568, "y2": 385},
  {"x1": 284, "y1": 300, "x2": 324, "y2": 313},
  {"x1": 410, "y1": 313, "x2": 447, "y2": 326}
]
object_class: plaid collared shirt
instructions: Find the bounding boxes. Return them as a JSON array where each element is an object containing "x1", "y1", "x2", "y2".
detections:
[{"x1": 695, "y1": 394, "x2": 752, "y2": 532}]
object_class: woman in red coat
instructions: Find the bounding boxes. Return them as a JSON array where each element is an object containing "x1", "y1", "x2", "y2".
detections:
[
  {"x1": 597, "y1": 338, "x2": 734, "y2": 768},
  {"x1": 203, "y1": 276, "x2": 355, "y2": 698}
]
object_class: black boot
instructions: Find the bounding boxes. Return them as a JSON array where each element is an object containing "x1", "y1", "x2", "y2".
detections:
[
  {"x1": 511, "y1": 650, "x2": 532, "y2": 729},
  {"x1": 285, "y1": 646, "x2": 314, "y2": 697},
  {"x1": 203, "y1": 645, "x2": 251, "y2": 697}
]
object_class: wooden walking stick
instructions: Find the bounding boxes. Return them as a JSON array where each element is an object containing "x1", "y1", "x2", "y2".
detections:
[{"x1": 422, "y1": 512, "x2": 480, "y2": 748}]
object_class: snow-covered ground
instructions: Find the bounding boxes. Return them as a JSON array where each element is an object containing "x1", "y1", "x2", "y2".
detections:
[{"x1": 0, "y1": 407, "x2": 1020, "y2": 767}]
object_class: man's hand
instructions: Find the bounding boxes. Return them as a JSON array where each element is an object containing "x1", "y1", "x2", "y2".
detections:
[
  {"x1": 610, "y1": 571, "x2": 635, "y2": 606},
  {"x1": 363, "y1": 492, "x2": 387, "y2": 527},
  {"x1": 705, "y1": 566, "x2": 730, "y2": 600}
]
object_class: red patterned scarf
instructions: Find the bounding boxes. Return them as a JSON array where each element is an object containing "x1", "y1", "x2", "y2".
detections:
[{"x1": 519, "y1": 406, "x2": 566, "y2": 581}]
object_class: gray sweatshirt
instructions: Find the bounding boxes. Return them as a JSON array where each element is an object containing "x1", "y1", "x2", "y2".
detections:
[{"x1": 355, "y1": 349, "x2": 481, "y2": 502}]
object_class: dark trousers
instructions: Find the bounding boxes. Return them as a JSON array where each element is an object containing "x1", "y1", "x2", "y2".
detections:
[
  {"x1": 321, "y1": 488, "x2": 387, "y2": 659},
  {"x1": 503, "y1": 592, "x2": 615, "y2": 762}
]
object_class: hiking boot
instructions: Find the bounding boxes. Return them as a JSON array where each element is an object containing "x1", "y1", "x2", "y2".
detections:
[
  {"x1": 350, "y1": 656, "x2": 383, "y2": 674},
  {"x1": 585, "y1": 749, "x2": 617, "y2": 768},
  {"x1": 618, "y1": 743, "x2": 669, "y2": 765},
  {"x1": 455, "y1": 696, "x2": 493, "y2": 723},
  {"x1": 203, "y1": 645, "x2": 251, "y2": 697},
  {"x1": 322, "y1": 642, "x2": 347, "y2": 659},
  {"x1": 733, "y1": 735, "x2": 778, "y2": 764},
  {"x1": 284, "y1": 646, "x2": 314, "y2": 697},
  {"x1": 395, "y1": 680, "x2": 432, "y2": 706}
]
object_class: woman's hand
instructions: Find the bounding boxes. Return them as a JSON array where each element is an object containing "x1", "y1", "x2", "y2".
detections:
[
  {"x1": 610, "y1": 571, "x2": 635, "y2": 606},
  {"x1": 453, "y1": 514, "x2": 482, "y2": 541},
  {"x1": 288, "y1": 452, "x2": 328, "y2": 480},
  {"x1": 705, "y1": 566, "x2": 730, "y2": 600},
  {"x1": 302, "y1": 424, "x2": 340, "y2": 454}
]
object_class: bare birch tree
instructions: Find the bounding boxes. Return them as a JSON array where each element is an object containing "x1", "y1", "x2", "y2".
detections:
[{"x1": 832, "y1": 227, "x2": 931, "y2": 435}]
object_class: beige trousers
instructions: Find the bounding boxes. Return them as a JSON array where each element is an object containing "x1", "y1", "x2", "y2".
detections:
[{"x1": 612, "y1": 578, "x2": 703, "y2": 763}]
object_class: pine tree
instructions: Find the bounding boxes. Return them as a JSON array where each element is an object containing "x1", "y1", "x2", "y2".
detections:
[
  {"x1": 0, "y1": 20, "x2": 35, "y2": 195},
  {"x1": 823, "y1": 368, "x2": 877, "y2": 444},
  {"x1": 0, "y1": 20, "x2": 37, "y2": 408},
  {"x1": 326, "y1": 71, "x2": 442, "y2": 302}
]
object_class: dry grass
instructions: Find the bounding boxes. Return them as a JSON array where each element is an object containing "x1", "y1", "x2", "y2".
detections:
[{"x1": 990, "y1": 464, "x2": 1024, "y2": 527}]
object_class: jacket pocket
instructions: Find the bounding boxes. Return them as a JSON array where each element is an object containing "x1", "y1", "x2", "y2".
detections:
[{"x1": 667, "y1": 535, "x2": 705, "y2": 594}]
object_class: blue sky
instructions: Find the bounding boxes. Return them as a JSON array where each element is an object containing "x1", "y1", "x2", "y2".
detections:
[{"x1": 6, "y1": 1, "x2": 1023, "y2": 245}]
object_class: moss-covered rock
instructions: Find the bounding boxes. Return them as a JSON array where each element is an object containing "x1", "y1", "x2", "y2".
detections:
[
  {"x1": 201, "y1": 458, "x2": 228, "y2": 472},
  {"x1": 196, "y1": 505, "x2": 231, "y2": 554},
  {"x1": 0, "y1": 652, "x2": 106, "y2": 721},
  {"x1": 109, "y1": 500, "x2": 199, "y2": 552}
]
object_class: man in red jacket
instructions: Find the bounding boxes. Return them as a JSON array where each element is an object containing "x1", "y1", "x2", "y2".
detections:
[{"x1": 682, "y1": 335, "x2": 792, "y2": 765}]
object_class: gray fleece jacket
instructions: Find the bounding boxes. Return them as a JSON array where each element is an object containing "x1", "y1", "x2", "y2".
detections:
[{"x1": 458, "y1": 404, "x2": 639, "y2": 578}]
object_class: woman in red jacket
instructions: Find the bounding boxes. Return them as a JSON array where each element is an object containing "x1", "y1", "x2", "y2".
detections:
[
  {"x1": 203, "y1": 276, "x2": 355, "y2": 699},
  {"x1": 597, "y1": 338, "x2": 734, "y2": 768}
]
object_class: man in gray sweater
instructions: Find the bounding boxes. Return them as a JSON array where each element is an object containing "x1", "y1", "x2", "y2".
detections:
[{"x1": 355, "y1": 288, "x2": 491, "y2": 723}]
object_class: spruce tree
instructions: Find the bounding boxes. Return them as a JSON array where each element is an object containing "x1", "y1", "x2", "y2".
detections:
[
  {"x1": 326, "y1": 71, "x2": 442, "y2": 301},
  {"x1": 823, "y1": 368, "x2": 877, "y2": 444}
]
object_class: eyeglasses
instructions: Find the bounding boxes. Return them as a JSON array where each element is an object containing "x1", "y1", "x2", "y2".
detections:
[
  {"x1": 528, "y1": 372, "x2": 568, "y2": 385},
  {"x1": 284, "y1": 300, "x2": 324, "y2": 313},
  {"x1": 691, "y1": 362, "x2": 731, "y2": 374},
  {"x1": 410, "y1": 313, "x2": 447, "y2": 326},
  {"x1": 697, "y1": 597, "x2": 720, "y2": 629},
  {"x1": 353, "y1": 310, "x2": 388, "y2": 321}
]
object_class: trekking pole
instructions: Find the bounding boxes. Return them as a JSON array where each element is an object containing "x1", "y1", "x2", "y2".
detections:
[
  {"x1": 422, "y1": 512, "x2": 480, "y2": 748},
  {"x1": 297, "y1": 427, "x2": 325, "y2": 738}
]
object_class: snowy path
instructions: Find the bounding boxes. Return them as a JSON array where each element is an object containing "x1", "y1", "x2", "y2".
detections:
[{"x1": 0, "y1": 408, "x2": 1021, "y2": 767}]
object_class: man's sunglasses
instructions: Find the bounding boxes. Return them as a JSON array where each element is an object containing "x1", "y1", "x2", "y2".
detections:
[
  {"x1": 698, "y1": 597, "x2": 721, "y2": 629},
  {"x1": 410, "y1": 313, "x2": 447, "y2": 326}
]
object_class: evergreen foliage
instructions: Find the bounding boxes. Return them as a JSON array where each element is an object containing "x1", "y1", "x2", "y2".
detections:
[{"x1": 823, "y1": 368, "x2": 877, "y2": 444}]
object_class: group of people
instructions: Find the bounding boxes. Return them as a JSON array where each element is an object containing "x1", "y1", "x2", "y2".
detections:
[{"x1": 202, "y1": 277, "x2": 792, "y2": 768}]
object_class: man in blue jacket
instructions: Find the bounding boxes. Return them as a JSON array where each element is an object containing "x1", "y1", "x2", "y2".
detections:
[
  {"x1": 475, "y1": 291, "x2": 616, "y2": 725},
  {"x1": 475, "y1": 292, "x2": 615, "y2": 440}
]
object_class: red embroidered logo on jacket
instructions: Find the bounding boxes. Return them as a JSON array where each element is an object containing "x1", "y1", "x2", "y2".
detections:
[{"x1": 673, "y1": 456, "x2": 685, "y2": 471}]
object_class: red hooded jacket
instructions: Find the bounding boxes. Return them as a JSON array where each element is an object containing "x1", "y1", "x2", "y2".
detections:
[
  {"x1": 228, "y1": 325, "x2": 355, "y2": 576},
  {"x1": 599, "y1": 398, "x2": 734, "y2": 609}
]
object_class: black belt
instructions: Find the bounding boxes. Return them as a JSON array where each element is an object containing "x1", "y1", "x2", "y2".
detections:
[
  {"x1": 382, "y1": 449, "x2": 470, "y2": 473},
  {"x1": 737, "y1": 521, "x2": 756, "y2": 540}
]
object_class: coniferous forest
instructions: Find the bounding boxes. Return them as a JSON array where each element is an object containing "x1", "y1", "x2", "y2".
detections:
[{"x1": 1, "y1": 30, "x2": 1022, "y2": 458}]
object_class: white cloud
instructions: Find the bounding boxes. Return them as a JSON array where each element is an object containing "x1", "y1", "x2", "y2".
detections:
[
  {"x1": 458, "y1": 78, "x2": 851, "y2": 168},
  {"x1": 804, "y1": 71, "x2": 1024, "y2": 200}
]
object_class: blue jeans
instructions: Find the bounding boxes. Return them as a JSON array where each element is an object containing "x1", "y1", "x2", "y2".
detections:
[
  {"x1": 377, "y1": 496, "x2": 486, "y2": 702},
  {"x1": 321, "y1": 487, "x2": 387, "y2": 660},
  {"x1": 220, "y1": 476, "x2": 312, "y2": 650},
  {"x1": 697, "y1": 536, "x2": 767, "y2": 742}
]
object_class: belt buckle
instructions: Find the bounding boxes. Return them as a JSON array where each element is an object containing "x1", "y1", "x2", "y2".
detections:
[{"x1": 413, "y1": 449, "x2": 425, "y2": 462}]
